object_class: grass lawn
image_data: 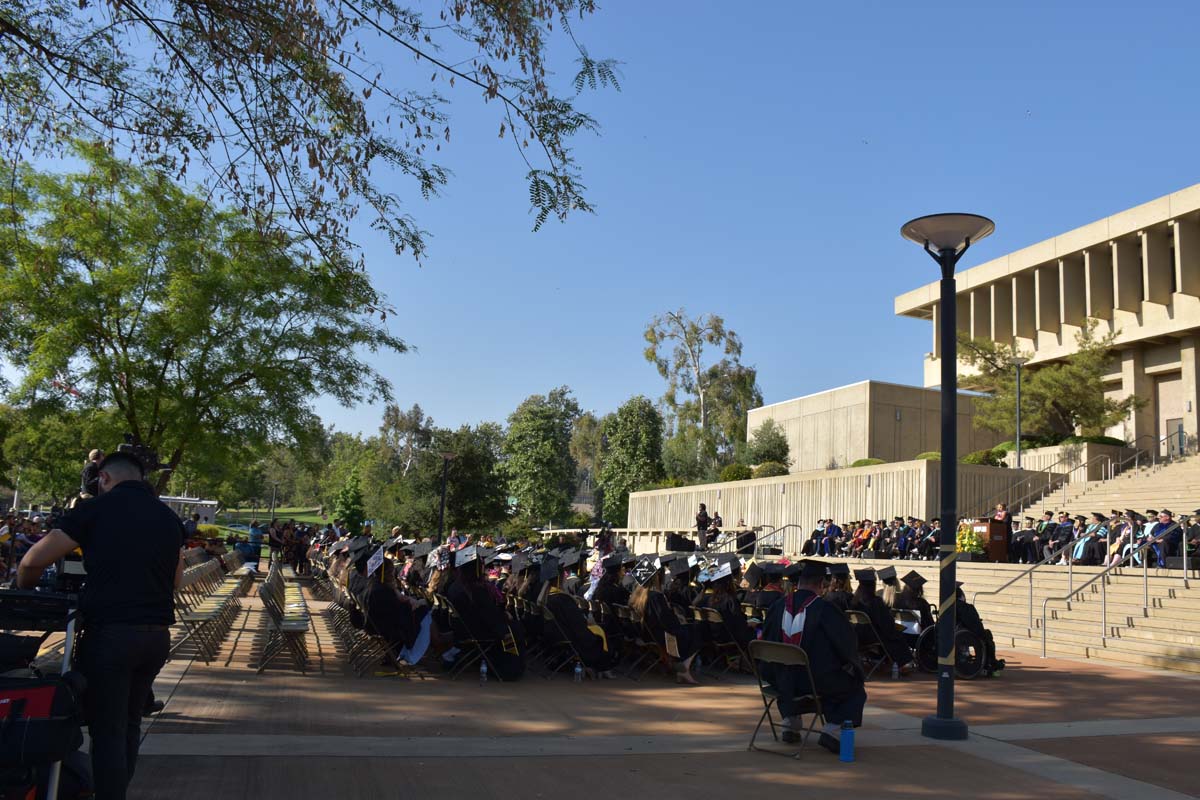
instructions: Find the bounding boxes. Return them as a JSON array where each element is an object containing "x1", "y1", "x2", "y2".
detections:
[{"x1": 220, "y1": 506, "x2": 325, "y2": 525}]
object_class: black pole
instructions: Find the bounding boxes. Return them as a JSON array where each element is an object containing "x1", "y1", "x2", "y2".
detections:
[
  {"x1": 922, "y1": 246, "x2": 969, "y2": 741},
  {"x1": 437, "y1": 457, "x2": 449, "y2": 546}
]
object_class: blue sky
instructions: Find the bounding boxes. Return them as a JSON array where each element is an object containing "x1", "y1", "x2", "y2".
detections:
[{"x1": 318, "y1": 0, "x2": 1200, "y2": 436}]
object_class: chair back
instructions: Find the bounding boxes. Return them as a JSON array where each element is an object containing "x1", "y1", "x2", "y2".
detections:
[{"x1": 748, "y1": 639, "x2": 810, "y2": 668}]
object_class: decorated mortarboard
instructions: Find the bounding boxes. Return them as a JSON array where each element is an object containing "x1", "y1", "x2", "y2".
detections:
[
  {"x1": 539, "y1": 555, "x2": 561, "y2": 582},
  {"x1": 435, "y1": 546, "x2": 452, "y2": 570},
  {"x1": 854, "y1": 567, "x2": 877, "y2": 582},
  {"x1": 827, "y1": 562, "x2": 850, "y2": 578},
  {"x1": 454, "y1": 545, "x2": 479, "y2": 567},
  {"x1": 710, "y1": 560, "x2": 734, "y2": 581},
  {"x1": 901, "y1": 570, "x2": 926, "y2": 588},
  {"x1": 630, "y1": 555, "x2": 661, "y2": 586},
  {"x1": 877, "y1": 565, "x2": 898, "y2": 582},
  {"x1": 494, "y1": 552, "x2": 514, "y2": 562}
]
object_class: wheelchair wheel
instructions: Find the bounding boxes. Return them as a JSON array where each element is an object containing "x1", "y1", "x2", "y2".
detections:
[
  {"x1": 915, "y1": 626, "x2": 938, "y2": 673},
  {"x1": 953, "y1": 629, "x2": 986, "y2": 679}
]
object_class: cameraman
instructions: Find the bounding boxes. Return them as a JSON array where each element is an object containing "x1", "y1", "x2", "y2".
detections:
[{"x1": 16, "y1": 451, "x2": 184, "y2": 800}]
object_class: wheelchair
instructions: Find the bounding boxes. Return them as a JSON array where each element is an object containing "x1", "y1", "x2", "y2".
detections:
[{"x1": 915, "y1": 624, "x2": 987, "y2": 679}]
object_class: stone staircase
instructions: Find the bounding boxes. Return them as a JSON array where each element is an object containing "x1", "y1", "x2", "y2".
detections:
[
  {"x1": 852, "y1": 557, "x2": 1200, "y2": 673},
  {"x1": 1025, "y1": 453, "x2": 1200, "y2": 518}
]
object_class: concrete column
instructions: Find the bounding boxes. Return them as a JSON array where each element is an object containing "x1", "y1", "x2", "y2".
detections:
[
  {"x1": 1059, "y1": 255, "x2": 1086, "y2": 326},
  {"x1": 1141, "y1": 226, "x2": 1172, "y2": 304},
  {"x1": 932, "y1": 301, "x2": 940, "y2": 359},
  {"x1": 1013, "y1": 272, "x2": 1036, "y2": 340},
  {"x1": 1173, "y1": 217, "x2": 1200, "y2": 296},
  {"x1": 1181, "y1": 336, "x2": 1200, "y2": 446},
  {"x1": 1112, "y1": 238, "x2": 1142, "y2": 311},
  {"x1": 1085, "y1": 246, "x2": 1114, "y2": 318},
  {"x1": 956, "y1": 293, "x2": 970, "y2": 335},
  {"x1": 1035, "y1": 264, "x2": 1061, "y2": 333},
  {"x1": 1121, "y1": 348, "x2": 1155, "y2": 444},
  {"x1": 991, "y1": 280, "x2": 1013, "y2": 342},
  {"x1": 970, "y1": 288, "x2": 991, "y2": 341}
]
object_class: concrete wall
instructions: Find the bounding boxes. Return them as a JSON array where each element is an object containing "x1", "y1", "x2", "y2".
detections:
[
  {"x1": 627, "y1": 459, "x2": 1046, "y2": 541},
  {"x1": 1000, "y1": 442, "x2": 1136, "y2": 483},
  {"x1": 746, "y1": 381, "x2": 1002, "y2": 473}
]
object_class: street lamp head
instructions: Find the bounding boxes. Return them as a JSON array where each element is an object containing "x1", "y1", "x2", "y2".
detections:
[
  {"x1": 901, "y1": 213, "x2": 995, "y2": 255},
  {"x1": 440, "y1": 452, "x2": 457, "y2": 461},
  {"x1": 1010, "y1": 356, "x2": 1029, "y2": 367}
]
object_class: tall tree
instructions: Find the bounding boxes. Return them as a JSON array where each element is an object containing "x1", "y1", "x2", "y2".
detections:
[
  {"x1": 0, "y1": 145, "x2": 405, "y2": 490},
  {"x1": 597, "y1": 396, "x2": 664, "y2": 526},
  {"x1": 746, "y1": 418, "x2": 790, "y2": 466},
  {"x1": 0, "y1": 1, "x2": 619, "y2": 270},
  {"x1": 643, "y1": 309, "x2": 743, "y2": 433},
  {"x1": 380, "y1": 403, "x2": 433, "y2": 477},
  {"x1": 395, "y1": 423, "x2": 509, "y2": 533},
  {"x1": 332, "y1": 468, "x2": 366, "y2": 534},
  {"x1": 959, "y1": 320, "x2": 1144, "y2": 439},
  {"x1": 569, "y1": 409, "x2": 607, "y2": 500},
  {"x1": 503, "y1": 387, "x2": 579, "y2": 523}
]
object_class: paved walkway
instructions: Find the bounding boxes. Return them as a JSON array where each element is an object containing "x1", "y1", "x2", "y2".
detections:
[{"x1": 122, "y1": 590, "x2": 1198, "y2": 800}]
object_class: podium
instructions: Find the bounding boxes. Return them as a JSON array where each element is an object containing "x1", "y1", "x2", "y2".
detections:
[{"x1": 972, "y1": 518, "x2": 1010, "y2": 563}]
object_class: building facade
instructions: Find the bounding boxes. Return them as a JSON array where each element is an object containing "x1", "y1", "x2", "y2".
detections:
[
  {"x1": 746, "y1": 380, "x2": 1002, "y2": 473},
  {"x1": 895, "y1": 184, "x2": 1200, "y2": 454}
]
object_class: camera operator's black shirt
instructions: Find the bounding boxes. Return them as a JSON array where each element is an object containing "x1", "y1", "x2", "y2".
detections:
[{"x1": 58, "y1": 480, "x2": 184, "y2": 626}]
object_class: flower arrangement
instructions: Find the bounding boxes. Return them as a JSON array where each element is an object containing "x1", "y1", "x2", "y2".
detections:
[{"x1": 956, "y1": 521, "x2": 986, "y2": 554}]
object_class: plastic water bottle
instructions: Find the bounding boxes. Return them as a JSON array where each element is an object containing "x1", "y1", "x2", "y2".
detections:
[
  {"x1": 891, "y1": 662, "x2": 900, "y2": 680},
  {"x1": 479, "y1": 660, "x2": 488, "y2": 684},
  {"x1": 839, "y1": 721, "x2": 855, "y2": 762},
  {"x1": 574, "y1": 662, "x2": 583, "y2": 683}
]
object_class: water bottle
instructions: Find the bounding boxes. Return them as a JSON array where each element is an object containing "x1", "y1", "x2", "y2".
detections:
[
  {"x1": 839, "y1": 720, "x2": 855, "y2": 762},
  {"x1": 574, "y1": 662, "x2": 583, "y2": 683},
  {"x1": 479, "y1": 660, "x2": 488, "y2": 684},
  {"x1": 891, "y1": 662, "x2": 900, "y2": 680}
]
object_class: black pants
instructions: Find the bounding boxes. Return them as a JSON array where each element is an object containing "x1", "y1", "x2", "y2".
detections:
[{"x1": 79, "y1": 624, "x2": 170, "y2": 800}]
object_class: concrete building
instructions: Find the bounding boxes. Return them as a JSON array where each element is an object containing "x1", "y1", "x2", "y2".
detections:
[
  {"x1": 746, "y1": 380, "x2": 1002, "y2": 473},
  {"x1": 895, "y1": 183, "x2": 1200, "y2": 454}
]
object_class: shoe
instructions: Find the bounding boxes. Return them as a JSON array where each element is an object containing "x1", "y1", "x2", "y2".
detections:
[
  {"x1": 781, "y1": 728, "x2": 800, "y2": 744},
  {"x1": 142, "y1": 700, "x2": 165, "y2": 717},
  {"x1": 818, "y1": 732, "x2": 840, "y2": 754}
]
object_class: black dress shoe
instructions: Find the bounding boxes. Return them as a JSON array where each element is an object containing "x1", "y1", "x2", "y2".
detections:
[
  {"x1": 142, "y1": 700, "x2": 165, "y2": 717},
  {"x1": 780, "y1": 728, "x2": 799, "y2": 744},
  {"x1": 818, "y1": 732, "x2": 840, "y2": 754}
]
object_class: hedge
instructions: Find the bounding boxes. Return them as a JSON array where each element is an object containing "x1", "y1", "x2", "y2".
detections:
[
  {"x1": 719, "y1": 463, "x2": 753, "y2": 482},
  {"x1": 915, "y1": 451, "x2": 940, "y2": 460},
  {"x1": 849, "y1": 458, "x2": 886, "y2": 468},
  {"x1": 752, "y1": 461, "x2": 790, "y2": 479}
]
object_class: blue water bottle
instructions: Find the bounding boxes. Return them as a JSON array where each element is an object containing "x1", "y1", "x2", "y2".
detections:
[{"x1": 839, "y1": 720, "x2": 855, "y2": 762}]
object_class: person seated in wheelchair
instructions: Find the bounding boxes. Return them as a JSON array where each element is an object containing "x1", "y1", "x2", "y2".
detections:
[
  {"x1": 850, "y1": 568, "x2": 914, "y2": 672},
  {"x1": 955, "y1": 582, "x2": 1005, "y2": 677},
  {"x1": 760, "y1": 560, "x2": 867, "y2": 753},
  {"x1": 540, "y1": 554, "x2": 621, "y2": 677}
]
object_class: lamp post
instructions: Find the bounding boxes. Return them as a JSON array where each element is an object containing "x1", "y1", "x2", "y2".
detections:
[
  {"x1": 1012, "y1": 356, "x2": 1028, "y2": 470},
  {"x1": 437, "y1": 452, "x2": 456, "y2": 545},
  {"x1": 901, "y1": 212, "x2": 995, "y2": 742}
]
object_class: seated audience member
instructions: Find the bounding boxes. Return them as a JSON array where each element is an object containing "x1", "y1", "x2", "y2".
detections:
[
  {"x1": 541, "y1": 555, "x2": 620, "y2": 677},
  {"x1": 745, "y1": 562, "x2": 786, "y2": 612},
  {"x1": 894, "y1": 570, "x2": 934, "y2": 630},
  {"x1": 955, "y1": 582, "x2": 1005, "y2": 676},
  {"x1": 850, "y1": 568, "x2": 913, "y2": 670},
  {"x1": 630, "y1": 560, "x2": 701, "y2": 684},
  {"x1": 916, "y1": 518, "x2": 941, "y2": 560},
  {"x1": 697, "y1": 558, "x2": 755, "y2": 652},
  {"x1": 759, "y1": 560, "x2": 867, "y2": 753},
  {"x1": 822, "y1": 563, "x2": 853, "y2": 612},
  {"x1": 350, "y1": 557, "x2": 431, "y2": 664},
  {"x1": 445, "y1": 545, "x2": 525, "y2": 681}
]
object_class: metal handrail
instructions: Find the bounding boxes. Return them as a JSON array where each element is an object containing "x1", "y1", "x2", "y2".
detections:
[
  {"x1": 976, "y1": 453, "x2": 1077, "y2": 516},
  {"x1": 1133, "y1": 430, "x2": 1190, "y2": 467},
  {"x1": 971, "y1": 536, "x2": 1081, "y2": 628},
  {"x1": 1041, "y1": 520, "x2": 1186, "y2": 657}
]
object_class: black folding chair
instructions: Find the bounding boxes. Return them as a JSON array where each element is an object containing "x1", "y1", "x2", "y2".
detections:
[
  {"x1": 845, "y1": 609, "x2": 894, "y2": 680},
  {"x1": 747, "y1": 640, "x2": 825, "y2": 758}
]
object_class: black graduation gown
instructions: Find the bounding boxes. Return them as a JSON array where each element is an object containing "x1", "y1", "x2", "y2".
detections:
[
  {"x1": 745, "y1": 588, "x2": 784, "y2": 615},
  {"x1": 699, "y1": 591, "x2": 754, "y2": 649},
  {"x1": 642, "y1": 590, "x2": 700, "y2": 660},
  {"x1": 760, "y1": 590, "x2": 867, "y2": 725},
  {"x1": 850, "y1": 594, "x2": 912, "y2": 665},
  {"x1": 893, "y1": 589, "x2": 934, "y2": 630},
  {"x1": 545, "y1": 591, "x2": 619, "y2": 671},
  {"x1": 446, "y1": 579, "x2": 525, "y2": 680},
  {"x1": 359, "y1": 579, "x2": 419, "y2": 652},
  {"x1": 956, "y1": 596, "x2": 998, "y2": 669},
  {"x1": 562, "y1": 575, "x2": 582, "y2": 597},
  {"x1": 823, "y1": 590, "x2": 852, "y2": 614}
]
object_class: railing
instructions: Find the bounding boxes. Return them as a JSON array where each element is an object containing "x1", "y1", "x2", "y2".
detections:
[
  {"x1": 971, "y1": 537, "x2": 1081, "y2": 628},
  {"x1": 715, "y1": 523, "x2": 807, "y2": 558},
  {"x1": 1041, "y1": 520, "x2": 1189, "y2": 657},
  {"x1": 1132, "y1": 430, "x2": 1192, "y2": 467}
]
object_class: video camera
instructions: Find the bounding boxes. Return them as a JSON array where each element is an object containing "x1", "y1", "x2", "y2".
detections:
[{"x1": 115, "y1": 433, "x2": 169, "y2": 474}]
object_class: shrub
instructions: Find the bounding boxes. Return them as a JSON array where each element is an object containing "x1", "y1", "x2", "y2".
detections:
[
  {"x1": 961, "y1": 448, "x2": 1003, "y2": 466},
  {"x1": 849, "y1": 458, "x2": 886, "y2": 468},
  {"x1": 719, "y1": 463, "x2": 753, "y2": 482},
  {"x1": 1060, "y1": 434, "x2": 1128, "y2": 447},
  {"x1": 915, "y1": 451, "x2": 940, "y2": 460},
  {"x1": 196, "y1": 524, "x2": 223, "y2": 538},
  {"x1": 752, "y1": 461, "x2": 790, "y2": 479}
]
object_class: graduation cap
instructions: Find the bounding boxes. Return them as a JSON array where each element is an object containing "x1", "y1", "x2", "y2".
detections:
[
  {"x1": 1073, "y1": 515, "x2": 1086, "y2": 523},
  {"x1": 1023, "y1": 516, "x2": 1035, "y2": 523},
  {"x1": 854, "y1": 567, "x2": 877, "y2": 582},
  {"x1": 558, "y1": 549, "x2": 582, "y2": 569},
  {"x1": 877, "y1": 565, "x2": 898, "y2": 582},
  {"x1": 761, "y1": 562, "x2": 787, "y2": 580},
  {"x1": 510, "y1": 553, "x2": 530, "y2": 574},
  {"x1": 785, "y1": 560, "x2": 828, "y2": 581},
  {"x1": 710, "y1": 560, "x2": 734, "y2": 581},
  {"x1": 827, "y1": 562, "x2": 850, "y2": 578},
  {"x1": 348, "y1": 537, "x2": 373, "y2": 558},
  {"x1": 539, "y1": 555, "x2": 560, "y2": 582},
  {"x1": 601, "y1": 553, "x2": 626, "y2": 569},
  {"x1": 1146, "y1": 509, "x2": 1158, "y2": 517},
  {"x1": 1159, "y1": 509, "x2": 1174, "y2": 517},
  {"x1": 667, "y1": 558, "x2": 691, "y2": 579},
  {"x1": 1091, "y1": 512, "x2": 1107, "y2": 522},
  {"x1": 454, "y1": 545, "x2": 479, "y2": 568},
  {"x1": 408, "y1": 542, "x2": 432, "y2": 559},
  {"x1": 901, "y1": 570, "x2": 926, "y2": 589},
  {"x1": 743, "y1": 563, "x2": 763, "y2": 587},
  {"x1": 328, "y1": 540, "x2": 350, "y2": 554}
]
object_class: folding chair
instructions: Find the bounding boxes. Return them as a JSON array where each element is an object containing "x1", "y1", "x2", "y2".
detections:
[
  {"x1": 698, "y1": 606, "x2": 750, "y2": 679},
  {"x1": 439, "y1": 593, "x2": 507, "y2": 682},
  {"x1": 539, "y1": 604, "x2": 585, "y2": 677},
  {"x1": 746, "y1": 639, "x2": 825, "y2": 758},
  {"x1": 845, "y1": 609, "x2": 893, "y2": 680}
]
